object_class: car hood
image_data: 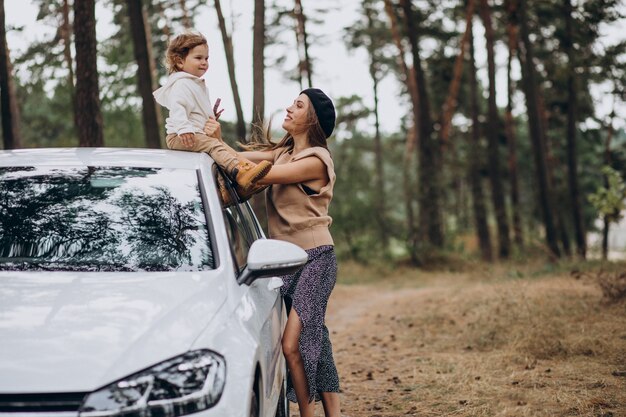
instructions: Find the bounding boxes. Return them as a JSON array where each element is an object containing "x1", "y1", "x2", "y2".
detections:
[{"x1": 0, "y1": 271, "x2": 228, "y2": 393}]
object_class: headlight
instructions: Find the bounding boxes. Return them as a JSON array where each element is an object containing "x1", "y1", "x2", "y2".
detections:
[{"x1": 79, "y1": 350, "x2": 226, "y2": 417}]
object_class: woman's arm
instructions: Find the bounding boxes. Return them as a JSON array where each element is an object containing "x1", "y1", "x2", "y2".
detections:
[
  {"x1": 259, "y1": 156, "x2": 329, "y2": 186},
  {"x1": 239, "y1": 150, "x2": 275, "y2": 163}
]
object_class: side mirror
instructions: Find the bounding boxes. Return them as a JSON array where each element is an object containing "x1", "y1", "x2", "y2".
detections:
[{"x1": 237, "y1": 239, "x2": 308, "y2": 286}]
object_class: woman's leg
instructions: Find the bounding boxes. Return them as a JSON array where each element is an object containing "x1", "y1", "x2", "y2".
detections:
[
  {"x1": 320, "y1": 392, "x2": 341, "y2": 417},
  {"x1": 319, "y1": 324, "x2": 341, "y2": 417},
  {"x1": 282, "y1": 308, "x2": 316, "y2": 417}
]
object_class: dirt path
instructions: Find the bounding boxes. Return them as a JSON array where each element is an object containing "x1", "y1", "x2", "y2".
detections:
[
  {"x1": 325, "y1": 284, "x2": 435, "y2": 417},
  {"x1": 289, "y1": 277, "x2": 626, "y2": 417}
]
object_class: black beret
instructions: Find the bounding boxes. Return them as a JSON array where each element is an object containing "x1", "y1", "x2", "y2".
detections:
[{"x1": 301, "y1": 88, "x2": 336, "y2": 138}]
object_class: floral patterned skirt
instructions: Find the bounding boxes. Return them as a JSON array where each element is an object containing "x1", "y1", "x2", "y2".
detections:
[{"x1": 280, "y1": 245, "x2": 340, "y2": 403}]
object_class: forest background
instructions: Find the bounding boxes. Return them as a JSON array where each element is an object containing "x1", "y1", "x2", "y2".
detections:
[{"x1": 1, "y1": 0, "x2": 626, "y2": 266}]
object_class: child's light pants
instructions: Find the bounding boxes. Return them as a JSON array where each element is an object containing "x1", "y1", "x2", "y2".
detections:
[{"x1": 166, "y1": 133, "x2": 239, "y2": 174}]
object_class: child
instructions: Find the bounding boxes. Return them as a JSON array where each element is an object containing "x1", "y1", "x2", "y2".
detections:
[{"x1": 153, "y1": 31, "x2": 271, "y2": 194}]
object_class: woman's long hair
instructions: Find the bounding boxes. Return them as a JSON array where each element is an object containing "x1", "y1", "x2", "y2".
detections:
[{"x1": 242, "y1": 102, "x2": 328, "y2": 152}]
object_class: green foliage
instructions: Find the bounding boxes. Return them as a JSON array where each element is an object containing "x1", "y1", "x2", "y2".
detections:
[
  {"x1": 588, "y1": 166, "x2": 626, "y2": 224},
  {"x1": 330, "y1": 95, "x2": 409, "y2": 261},
  {"x1": 16, "y1": 80, "x2": 76, "y2": 147}
]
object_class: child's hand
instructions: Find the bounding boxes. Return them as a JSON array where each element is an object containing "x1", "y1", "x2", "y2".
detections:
[
  {"x1": 178, "y1": 133, "x2": 196, "y2": 148},
  {"x1": 204, "y1": 117, "x2": 222, "y2": 140}
]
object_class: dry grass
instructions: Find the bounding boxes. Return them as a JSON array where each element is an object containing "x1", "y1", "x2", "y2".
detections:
[{"x1": 292, "y1": 261, "x2": 626, "y2": 417}]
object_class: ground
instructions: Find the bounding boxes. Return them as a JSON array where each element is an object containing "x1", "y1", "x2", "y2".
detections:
[{"x1": 289, "y1": 261, "x2": 626, "y2": 417}]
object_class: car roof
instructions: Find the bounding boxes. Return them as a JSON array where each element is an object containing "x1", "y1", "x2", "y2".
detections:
[{"x1": 0, "y1": 147, "x2": 215, "y2": 170}]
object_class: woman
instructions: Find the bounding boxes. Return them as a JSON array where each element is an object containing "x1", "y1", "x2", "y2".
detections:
[{"x1": 202, "y1": 88, "x2": 341, "y2": 417}]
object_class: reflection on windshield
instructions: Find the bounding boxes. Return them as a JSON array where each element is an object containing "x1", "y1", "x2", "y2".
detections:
[{"x1": 0, "y1": 166, "x2": 214, "y2": 272}]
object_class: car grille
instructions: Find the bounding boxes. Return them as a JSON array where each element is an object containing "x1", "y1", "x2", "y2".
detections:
[{"x1": 0, "y1": 393, "x2": 87, "y2": 412}]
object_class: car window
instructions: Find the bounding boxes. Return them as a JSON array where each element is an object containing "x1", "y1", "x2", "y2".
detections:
[
  {"x1": 223, "y1": 206, "x2": 252, "y2": 272},
  {"x1": 240, "y1": 202, "x2": 264, "y2": 240},
  {"x1": 0, "y1": 166, "x2": 214, "y2": 272}
]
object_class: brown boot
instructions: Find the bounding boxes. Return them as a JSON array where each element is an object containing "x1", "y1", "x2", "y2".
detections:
[
  {"x1": 217, "y1": 179, "x2": 268, "y2": 207},
  {"x1": 236, "y1": 183, "x2": 270, "y2": 203},
  {"x1": 230, "y1": 160, "x2": 272, "y2": 193},
  {"x1": 216, "y1": 173, "x2": 236, "y2": 208}
]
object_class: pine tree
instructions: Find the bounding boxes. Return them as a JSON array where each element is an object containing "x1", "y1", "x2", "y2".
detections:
[
  {"x1": 126, "y1": 0, "x2": 162, "y2": 148},
  {"x1": 74, "y1": 0, "x2": 103, "y2": 146},
  {"x1": 399, "y1": 0, "x2": 444, "y2": 251},
  {"x1": 214, "y1": 0, "x2": 246, "y2": 139},
  {"x1": 251, "y1": 0, "x2": 265, "y2": 142},
  {"x1": 0, "y1": 0, "x2": 22, "y2": 149},
  {"x1": 479, "y1": 0, "x2": 511, "y2": 258}
]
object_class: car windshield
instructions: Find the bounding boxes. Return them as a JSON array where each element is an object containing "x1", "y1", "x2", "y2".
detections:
[{"x1": 0, "y1": 166, "x2": 214, "y2": 272}]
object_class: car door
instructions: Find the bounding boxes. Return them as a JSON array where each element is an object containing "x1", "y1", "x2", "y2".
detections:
[{"x1": 216, "y1": 169, "x2": 286, "y2": 413}]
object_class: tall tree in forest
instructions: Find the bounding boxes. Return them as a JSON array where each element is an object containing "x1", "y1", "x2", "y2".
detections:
[
  {"x1": 383, "y1": 0, "x2": 419, "y2": 258},
  {"x1": 178, "y1": 0, "x2": 192, "y2": 28},
  {"x1": 504, "y1": 0, "x2": 524, "y2": 249},
  {"x1": 382, "y1": 0, "x2": 418, "y2": 118},
  {"x1": 127, "y1": 0, "x2": 162, "y2": 149},
  {"x1": 214, "y1": 0, "x2": 246, "y2": 139},
  {"x1": 294, "y1": 0, "x2": 312, "y2": 88},
  {"x1": 346, "y1": 0, "x2": 395, "y2": 252},
  {"x1": 74, "y1": 0, "x2": 103, "y2": 146},
  {"x1": 505, "y1": 0, "x2": 523, "y2": 248},
  {"x1": 364, "y1": 3, "x2": 388, "y2": 252},
  {"x1": 0, "y1": 0, "x2": 22, "y2": 149},
  {"x1": 251, "y1": 0, "x2": 265, "y2": 141},
  {"x1": 399, "y1": 0, "x2": 444, "y2": 250},
  {"x1": 517, "y1": 0, "x2": 559, "y2": 257},
  {"x1": 479, "y1": 0, "x2": 511, "y2": 258},
  {"x1": 563, "y1": 0, "x2": 586, "y2": 258},
  {"x1": 539, "y1": 91, "x2": 572, "y2": 256},
  {"x1": 154, "y1": 1, "x2": 172, "y2": 42},
  {"x1": 467, "y1": 22, "x2": 493, "y2": 261},
  {"x1": 61, "y1": 0, "x2": 77, "y2": 133},
  {"x1": 601, "y1": 111, "x2": 616, "y2": 260},
  {"x1": 439, "y1": 0, "x2": 475, "y2": 146}
]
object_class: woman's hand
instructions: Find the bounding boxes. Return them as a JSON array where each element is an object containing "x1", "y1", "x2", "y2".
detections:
[{"x1": 204, "y1": 117, "x2": 222, "y2": 140}]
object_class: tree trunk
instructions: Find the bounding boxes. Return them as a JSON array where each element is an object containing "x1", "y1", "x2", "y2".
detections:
[
  {"x1": 61, "y1": 0, "x2": 77, "y2": 134},
  {"x1": 214, "y1": 0, "x2": 246, "y2": 139},
  {"x1": 365, "y1": 5, "x2": 389, "y2": 252},
  {"x1": 517, "y1": 0, "x2": 559, "y2": 258},
  {"x1": 0, "y1": 0, "x2": 22, "y2": 149},
  {"x1": 251, "y1": 0, "x2": 265, "y2": 142},
  {"x1": 179, "y1": 0, "x2": 192, "y2": 29},
  {"x1": 404, "y1": 124, "x2": 418, "y2": 264},
  {"x1": 400, "y1": 0, "x2": 444, "y2": 249},
  {"x1": 479, "y1": 0, "x2": 511, "y2": 258},
  {"x1": 127, "y1": 0, "x2": 162, "y2": 149},
  {"x1": 468, "y1": 24, "x2": 493, "y2": 261},
  {"x1": 602, "y1": 111, "x2": 615, "y2": 260},
  {"x1": 505, "y1": 0, "x2": 523, "y2": 248},
  {"x1": 156, "y1": 1, "x2": 172, "y2": 42},
  {"x1": 383, "y1": 0, "x2": 419, "y2": 120},
  {"x1": 74, "y1": 0, "x2": 103, "y2": 147},
  {"x1": 294, "y1": 0, "x2": 312, "y2": 88},
  {"x1": 539, "y1": 93, "x2": 571, "y2": 256},
  {"x1": 563, "y1": 0, "x2": 586, "y2": 258},
  {"x1": 384, "y1": 0, "x2": 419, "y2": 258},
  {"x1": 440, "y1": 0, "x2": 475, "y2": 145}
]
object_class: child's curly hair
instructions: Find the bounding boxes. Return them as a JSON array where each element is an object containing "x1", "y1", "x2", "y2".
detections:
[{"x1": 165, "y1": 31, "x2": 208, "y2": 74}]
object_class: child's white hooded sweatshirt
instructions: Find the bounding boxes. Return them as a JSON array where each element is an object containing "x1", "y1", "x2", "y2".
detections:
[{"x1": 153, "y1": 72, "x2": 215, "y2": 135}]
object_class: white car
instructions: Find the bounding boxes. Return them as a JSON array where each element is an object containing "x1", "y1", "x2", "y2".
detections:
[{"x1": 0, "y1": 148, "x2": 305, "y2": 417}]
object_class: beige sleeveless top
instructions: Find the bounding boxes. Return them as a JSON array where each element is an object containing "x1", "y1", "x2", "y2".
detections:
[{"x1": 265, "y1": 146, "x2": 336, "y2": 250}]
